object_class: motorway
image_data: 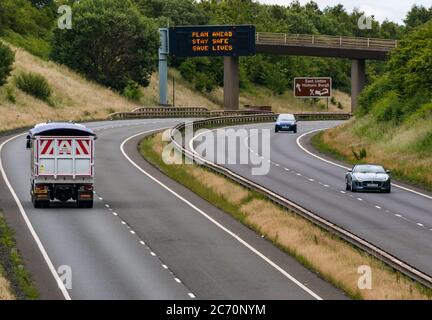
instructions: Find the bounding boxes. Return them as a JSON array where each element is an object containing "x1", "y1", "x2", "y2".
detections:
[
  {"x1": 188, "y1": 121, "x2": 432, "y2": 277},
  {"x1": 0, "y1": 119, "x2": 346, "y2": 300}
]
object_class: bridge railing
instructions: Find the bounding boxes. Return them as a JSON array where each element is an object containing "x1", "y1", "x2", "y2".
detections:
[{"x1": 256, "y1": 32, "x2": 397, "y2": 51}]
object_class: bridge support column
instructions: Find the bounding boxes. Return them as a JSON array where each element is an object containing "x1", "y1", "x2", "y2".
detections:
[
  {"x1": 351, "y1": 59, "x2": 366, "y2": 113},
  {"x1": 224, "y1": 56, "x2": 239, "y2": 110}
]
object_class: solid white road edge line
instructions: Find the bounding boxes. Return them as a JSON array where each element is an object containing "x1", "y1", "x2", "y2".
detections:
[
  {"x1": 0, "y1": 133, "x2": 71, "y2": 300},
  {"x1": 189, "y1": 129, "x2": 323, "y2": 300},
  {"x1": 121, "y1": 129, "x2": 323, "y2": 300},
  {"x1": 296, "y1": 128, "x2": 432, "y2": 200}
]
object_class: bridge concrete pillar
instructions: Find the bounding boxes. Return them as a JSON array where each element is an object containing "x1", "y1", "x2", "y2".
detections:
[
  {"x1": 224, "y1": 56, "x2": 239, "y2": 110},
  {"x1": 351, "y1": 59, "x2": 366, "y2": 113}
]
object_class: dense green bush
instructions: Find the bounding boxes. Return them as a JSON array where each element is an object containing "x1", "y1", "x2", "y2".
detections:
[
  {"x1": 15, "y1": 72, "x2": 52, "y2": 101},
  {"x1": 370, "y1": 91, "x2": 403, "y2": 122},
  {"x1": 358, "y1": 20, "x2": 432, "y2": 122},
  {"x1": 0, "y1": 43, "x2": 15, "y2": 87},
  {"x1": 136, "y1": 0, "x2": 209, "y2": 26},
  {"x1": 51, "y1": 0, "x2": 159, "y2": 91},
  {"x1": 0, "y1": 0, "x2": 55, "y2": 58},
  {"x1": 357, "y1": 75, "x2": 392, "y2": 116},
  {"x1": 5, "y1": 86, "x2": 16, "y2": 103},
  {"x1": 122, "y1": 80, "x2": 143, "y2": 101},
  {"x1": 179, "y1": 57, "x2": 221, "y2": 93}
]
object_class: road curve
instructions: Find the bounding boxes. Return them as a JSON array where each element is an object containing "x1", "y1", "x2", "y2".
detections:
[
  {"x1": 188, "y1": 121, "x2": 432, "y2": 277},
  {"x1": 0, "y1": 119, "x2": 345, "y2": 300}
]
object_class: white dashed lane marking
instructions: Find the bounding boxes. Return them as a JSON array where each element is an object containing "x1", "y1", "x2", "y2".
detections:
[
  {"x1": 95, "y1": 192, "x2": 197, "y2": 299},
  {"x1": 244, "y1": 127, "x2": 431, "y2": 233}
]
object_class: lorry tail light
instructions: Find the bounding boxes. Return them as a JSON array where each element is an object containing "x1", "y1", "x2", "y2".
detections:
[
  {"x1": 34, "y1": 184, "x2": 48, "y2": 193},
  {"x1": 81, "y1": 184, "x2": 93, "y2": 191}
]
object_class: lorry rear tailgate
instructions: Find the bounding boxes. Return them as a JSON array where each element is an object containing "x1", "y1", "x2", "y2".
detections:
[{"x1": 34, "y1": 136, "x2": 94, "y2": 179}]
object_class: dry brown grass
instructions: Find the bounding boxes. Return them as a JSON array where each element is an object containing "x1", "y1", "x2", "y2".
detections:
[
  {"x1": 320, "y1": 116, "x2": 432, "y2": 188},
  {"x1": 164, "y1": 70, "x2": 222, "y2": 110},
  {"x1": 151, "y1": 133, "x2": 249, "y2": 205},
  {"x1": 0, "y1": 44, "x2": 223, "y2": 132},
  {"x1": 186, "y1": 167, "x2": 250, "y2": 205},
  {"x1": 0, "y1": 44, "x2": 139, "y2": 131},
  {"x1": 144, "y1": 131, "x2": 431, "y2": 300},
  {"x1": 0, "y1": 276, "x2": 14, "y2": 300},
  {"x1": 240, "y1": 199, "x2": 429, "y2": 300},
  {"x1": 151, "y1": 133, "x2": 165, "y2": 155}
]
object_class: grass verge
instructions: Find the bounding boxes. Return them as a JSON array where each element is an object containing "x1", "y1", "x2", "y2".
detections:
[
  {"x1": 0, "y1": 211, "x2": 38, "y2": 300},
  {"x1": 140, "y1": 132, "x2": 432, "y2": 300},
  {"x1": 310, "y1": 117, "x2": 432, "y2": 192}
]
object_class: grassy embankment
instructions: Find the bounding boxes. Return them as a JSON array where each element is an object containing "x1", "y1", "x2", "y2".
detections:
[
  {"x1": 311, "y1": 113, "x2": 432, "y2": 192},
  {"x1": 140, "y1": 132, "x2": 432, "y2": 300},
  {"x1": 0, "y1": 211, "x2": 38, "y2": 300},
  {"x1": 0, "y1": 41, "x2": 350, "y2": 133},
  {"x1": 0, "y1": 43, "x2": 223, "y2": 132}
]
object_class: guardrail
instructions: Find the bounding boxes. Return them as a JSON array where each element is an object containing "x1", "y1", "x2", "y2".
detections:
[
  {"x1": 168, "y1": 114, "x2": 432, "y2": 289},
  {"x1": 256, "y1": 32, "x2": 398, "y2": 51},
  {"x1": 110, "y1": 106, "x2": 351, "y2": 120},
  {"x1": 111, "y1": 107, "x2": 210, "y2": 119}
]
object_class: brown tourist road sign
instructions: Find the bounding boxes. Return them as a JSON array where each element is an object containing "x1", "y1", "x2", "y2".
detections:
[{"x1": 294, "y1": 77, "x2": 332, "y2": 98}]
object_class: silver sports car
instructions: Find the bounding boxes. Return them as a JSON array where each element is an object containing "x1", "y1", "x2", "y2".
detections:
[{"x1": 345, "y1": 164, "x2": 391, "y2": 193}]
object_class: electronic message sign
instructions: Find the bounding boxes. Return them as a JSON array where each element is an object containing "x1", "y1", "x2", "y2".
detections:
[
  {"x1": 294, "y1": 77, "x2": 332, "y2": 98},
  {"x1": 169, "y1": 25, "x2": 256, "y2": 57}
]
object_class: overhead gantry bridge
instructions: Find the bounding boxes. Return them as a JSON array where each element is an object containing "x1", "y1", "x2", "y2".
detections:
[{"x1": 224, "y1": 32, "x2": 397, "y2": 112}]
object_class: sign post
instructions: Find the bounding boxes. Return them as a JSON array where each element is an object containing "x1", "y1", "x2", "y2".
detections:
[
  {"x1": 169, "y1": 25, "x2": 255, "y2": 110},
  {"x1": 169, "y1": 25, "x2": 256, "y2": 57},
  {"x1": 158, "y1": 28, "x2": 169, "y2": 106},
  {"x1": 160, "y1": 25, "x2": 256, "y2": 110},
  {"x1": 294, "y1": 77, "x2": 332, "y2": 98}
]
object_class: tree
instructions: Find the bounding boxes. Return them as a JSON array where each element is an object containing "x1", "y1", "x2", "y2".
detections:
[
  {"x1": 387, "y1": 20, "x2": 432, "y2": 99},
  {"x1": 136, "y1": 0, "x2": 208, "y2": 26},
  {"x1": 51, "y1": 0, "x2": 159, "y2": 91},
  {"x1": 0, "y1": 0, "x2": 54, "y2": 37},
  {"x1": 404, "y1": 5, "x2": 432, "y2": 29},
  {"x1": 358, "y1": 20, "x2": 432, "y2": 120},
  {"x1": 0, "y1": 43, "x2": 15, "y2": 87},
  {"x1": 28, "y1": 0, "x2": 54, "y2": 8}
]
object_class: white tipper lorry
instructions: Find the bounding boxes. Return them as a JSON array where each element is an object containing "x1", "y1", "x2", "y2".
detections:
[{"x1": 26, "y1": 122, "x2": 97, "y2": 208}]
